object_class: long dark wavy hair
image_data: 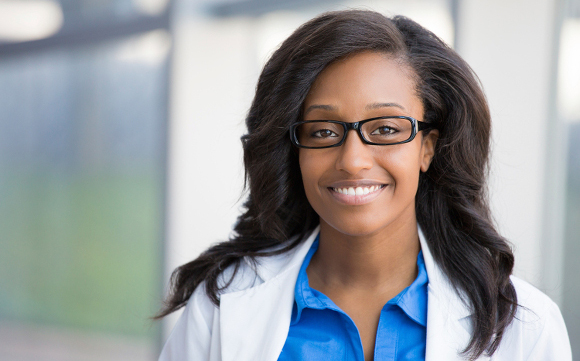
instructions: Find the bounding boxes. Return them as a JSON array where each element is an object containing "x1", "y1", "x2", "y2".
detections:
[{"x1": 156, "y1": 10, "x2": 517, "y2": 360}]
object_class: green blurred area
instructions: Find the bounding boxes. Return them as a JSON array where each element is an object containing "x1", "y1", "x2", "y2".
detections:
[{"x1": 0, "y1": 168, "x2": 162, "y2": 338}]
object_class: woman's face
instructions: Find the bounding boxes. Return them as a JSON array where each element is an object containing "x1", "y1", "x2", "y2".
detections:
[{"x1": 299, "y1": 51, "x2": 438, "y2": 238}]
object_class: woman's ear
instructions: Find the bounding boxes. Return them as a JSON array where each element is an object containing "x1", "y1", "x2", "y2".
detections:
[{"x1": 420, "y1": 129, "x2": 439, "y2": 172}]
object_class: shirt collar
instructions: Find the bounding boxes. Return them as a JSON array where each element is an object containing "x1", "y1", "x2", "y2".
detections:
[
  {"x1": 292, "y1": 235, "x2": 326, "y2": 325},
  {"x1": 292, "y1": 233, "x2": 429, "y2": 327},
  {"x1": 389, "y1": 250, "x2": 429, "y2": 327}
]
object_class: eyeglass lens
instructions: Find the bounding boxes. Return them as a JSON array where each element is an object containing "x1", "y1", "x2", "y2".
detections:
[{"x1": 295, "y1": 118, "x2": 414, "y2": 148}]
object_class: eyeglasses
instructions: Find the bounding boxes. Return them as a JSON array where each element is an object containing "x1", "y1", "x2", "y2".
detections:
[{"x1": 289, "y1": 116, "x2": 434, "y2": 149}]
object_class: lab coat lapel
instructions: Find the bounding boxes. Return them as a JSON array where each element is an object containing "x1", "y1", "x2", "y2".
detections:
[
  {"x1": 219, "y1": 228, "x2": 318, "y2": 361},
  {"x1": 424, "y1": 288, "x2": 478, "y2": 361},
  {"x1": 419, "y1": 229, "x2": 489, "y2": 361}
]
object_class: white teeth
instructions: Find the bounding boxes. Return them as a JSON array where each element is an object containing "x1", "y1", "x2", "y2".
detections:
[{"x1": 333, "y1": 185, "x2": 383, "y2": 195}]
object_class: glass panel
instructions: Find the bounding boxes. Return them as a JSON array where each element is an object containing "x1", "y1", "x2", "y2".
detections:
[
  {"x1": 562, "y1": 122, "x2": 580, "y2": 356},
  {"x1": 559, "y1": 1, "x2": 580, "y2": 353},
  {"x1": 0, "y1": 29, "x2": 169, "y2": 360}
]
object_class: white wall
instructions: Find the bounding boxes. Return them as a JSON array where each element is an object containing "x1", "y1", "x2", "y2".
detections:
[{"x1": 163, "y1": 12, "x2": 255, "y2": 332}]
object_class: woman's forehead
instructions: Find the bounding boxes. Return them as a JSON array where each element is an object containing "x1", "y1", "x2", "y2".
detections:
[{"x1": 303, "y1": 52, "x2": 422, "y2": 119}]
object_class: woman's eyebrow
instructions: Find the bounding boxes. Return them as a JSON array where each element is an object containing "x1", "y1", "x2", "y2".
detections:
[
  {"x1": 304, "y1": 104, "x2": 337, "y2": 115},
  {"x1": 365, "y1": 102, "x2": 405, "y2": 110},
  {"x1": 304, "y1": 102, "x2": 405, "y2": 116}
]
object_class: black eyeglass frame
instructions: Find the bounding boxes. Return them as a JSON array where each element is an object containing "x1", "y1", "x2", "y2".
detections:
[{"x1": 289, "y1": 116, "x2": 435, "y2": 149}]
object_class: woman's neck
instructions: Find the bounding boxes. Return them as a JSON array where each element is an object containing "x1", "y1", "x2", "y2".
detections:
[{"x1": 307, "y1": 216, "x2": 420, "y2": 293}]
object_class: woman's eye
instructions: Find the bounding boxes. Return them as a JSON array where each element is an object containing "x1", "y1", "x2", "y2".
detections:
[
  {"x1": 370, "y1": 126, "x2": 397, "y2": 135},
  {"x1": 312, "y1": 129, "x2": 339, "y2": 138}
]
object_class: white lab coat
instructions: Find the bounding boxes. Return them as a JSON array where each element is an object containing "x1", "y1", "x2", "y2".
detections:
[{"x1": 159, "y1": 226, "x2": 572, "y2": 361}]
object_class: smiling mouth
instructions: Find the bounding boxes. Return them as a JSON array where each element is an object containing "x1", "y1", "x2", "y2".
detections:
[{"x1": 329, "y1": 184, "x2": 386, "y2": 196}]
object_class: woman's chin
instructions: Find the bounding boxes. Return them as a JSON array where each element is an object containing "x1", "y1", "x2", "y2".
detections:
[{"x1": 320, "y1": 218, "x2": 391, "y2": 239}]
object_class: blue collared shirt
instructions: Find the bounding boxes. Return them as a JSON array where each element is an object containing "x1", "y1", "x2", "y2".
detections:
[{"x1": 278, "y1": 236, "x2": 429, "y2": 361}]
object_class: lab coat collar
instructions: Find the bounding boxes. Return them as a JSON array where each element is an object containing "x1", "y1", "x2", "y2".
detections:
[
  {"x1": 245, "y1": 227, "x2": 320, "y2": 283},
  {"x1": 417, "y1": 227, "x2": 472, "y2": 320},
  {"x1": 220, "y1": 225, "x2": 478, "y2": 361},
  {"x1": 418, "y1": 227, "x2": 480, "y2": 360},
  {"x1": 219, "y1": 227, "x2": 319, "y2": 361}
]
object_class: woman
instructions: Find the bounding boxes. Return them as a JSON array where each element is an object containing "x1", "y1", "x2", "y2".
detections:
[{"x1": 156, "y1": 10, "x2": 571, "y2": 361}]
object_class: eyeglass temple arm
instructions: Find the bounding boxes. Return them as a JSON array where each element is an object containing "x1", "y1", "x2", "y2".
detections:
[{"x1": 418, "y1": 120, "x2": 435, "y2": 131}]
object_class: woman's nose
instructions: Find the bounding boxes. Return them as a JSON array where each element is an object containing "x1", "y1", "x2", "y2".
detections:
[{"x1": 335, "y1": 130, "x2": 374, "y2": 174}]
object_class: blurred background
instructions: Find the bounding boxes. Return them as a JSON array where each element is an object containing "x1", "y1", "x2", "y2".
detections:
[{"x1": 0, "y1": 0, "x2": 578, "y2": 359}]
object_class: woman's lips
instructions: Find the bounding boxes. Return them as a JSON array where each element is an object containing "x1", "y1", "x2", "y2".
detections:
[{"x1": 327, "y1": 184, "x2": 387, "y2": 205}]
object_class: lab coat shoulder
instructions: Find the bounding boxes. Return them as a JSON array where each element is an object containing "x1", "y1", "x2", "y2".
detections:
[
  {"x1": 492, "y1": 276, "x2": 572, "y2": 360},
  {"x1": 158, "y1": 281, "x2": 221, "y2": 361},
  {"x1": 158, "y1": 228, "x2": 319, "y2": 361},
  {"x1": 158, "y1": 255, "x2": 276, "y2": 361}
]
